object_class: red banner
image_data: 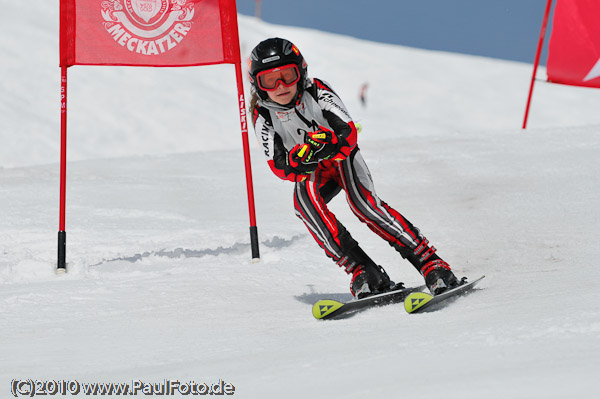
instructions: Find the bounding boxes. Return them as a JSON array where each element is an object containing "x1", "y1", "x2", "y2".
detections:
[
  {"x1": 547, "y1": 0, "x2": 600, "y2": 88},
  {"x1": 60, "y1": 0, "x2": 241, "y2": 67}
]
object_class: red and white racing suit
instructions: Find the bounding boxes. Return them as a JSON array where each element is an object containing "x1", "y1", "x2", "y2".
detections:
[{"x1": 252, "y1": 78, "x2": 424, "y2": 273}]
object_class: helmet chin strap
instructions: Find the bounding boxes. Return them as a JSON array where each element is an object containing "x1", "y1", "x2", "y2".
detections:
[
  {"x1": 291, "y1": 90, "x2": 303, "y2": 107},
  {"x1": 284, "y1": 76, "x2": 310, "y2": 107},
  {"x1": 274, "y1": 89, "x2": 303, "y2": 109}
]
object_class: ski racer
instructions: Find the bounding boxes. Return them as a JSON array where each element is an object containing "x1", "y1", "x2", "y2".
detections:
[{"x1": 248, "y1": 37, "x2": 460, "y2": 298}]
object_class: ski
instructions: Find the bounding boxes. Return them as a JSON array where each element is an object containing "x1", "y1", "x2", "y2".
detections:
[
  {"x1": 313, "y1": 284, "x2": 426, "y2": 320},
  {"x1": 403, "y1": 275, "x2": 485, "y2": 313}
]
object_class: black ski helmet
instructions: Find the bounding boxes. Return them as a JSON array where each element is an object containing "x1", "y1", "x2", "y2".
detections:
[{"x1": 248, "y1": 37, "x2": 308, "y2": 101}]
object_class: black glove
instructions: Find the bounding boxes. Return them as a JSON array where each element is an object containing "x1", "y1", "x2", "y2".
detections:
[
  {"x1": 287, "y1": 144, "x2": 318, "y2": 174},
  {"x1": 306, "y1": 126, "x2": 339, "y2": 160},
  {"x1": 306, "y1": 126, "x2": 338, "y2": 147}
]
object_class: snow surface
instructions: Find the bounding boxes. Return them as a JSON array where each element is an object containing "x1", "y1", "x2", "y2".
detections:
[{"x1": 2, "y1": 2, "x2": 600, "y2": 398}]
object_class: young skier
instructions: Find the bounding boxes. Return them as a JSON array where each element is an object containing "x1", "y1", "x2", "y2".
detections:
[{"x1": 249, "y1": 37, "x2": 460, "y2": 299}]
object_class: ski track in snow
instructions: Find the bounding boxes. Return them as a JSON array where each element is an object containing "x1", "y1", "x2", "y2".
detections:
[{"x1": 1, "y1": 3, "x2": 600, "y2": 398}]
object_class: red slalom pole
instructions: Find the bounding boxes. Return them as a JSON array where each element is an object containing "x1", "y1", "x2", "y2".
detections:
[
  {"x1": 234, "y1": 62, "x2": 260, "y2": 262},
  {"x1": 57, "y1": 65, "x2": 68, "y2": 272},
  {"x1": 523, "y1": 0, "x2": 554, "y2": 129}
]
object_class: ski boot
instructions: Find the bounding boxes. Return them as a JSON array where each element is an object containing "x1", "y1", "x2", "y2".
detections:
[
  {"x1": 350, "y1": 263, "x2": 392, "y2": 299},
  {"x1": 393, "y1": 236, "x2": 459, "y2": 295},
  {"x1": 421, "y1": 259, "x2": 460, "y2": 295},
  {"x1": 338, "y1": 230, "x2": 394, "y2": 299}
]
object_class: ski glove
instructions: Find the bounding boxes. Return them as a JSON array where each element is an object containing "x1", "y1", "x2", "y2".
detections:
[
  {"x1": 306, "y1": 126, "x2": 340, "y2": 160},
  {"x1": 306, "y1": 126, "x2": 338, "y2": 148},
  {"x1": 287, "y1": 144, "x2": 318, "y2": 174}
]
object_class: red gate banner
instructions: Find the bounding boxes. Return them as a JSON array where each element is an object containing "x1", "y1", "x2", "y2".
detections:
[
  {"x1": 60, "y1": 0, "x2": 240, "y2": 67},
  {"x1": 56, "y1": 0, "x2": 260, "y2": 271},
  {"x1": 547, "y1": 0, "x2": 600, "y2": 88}
]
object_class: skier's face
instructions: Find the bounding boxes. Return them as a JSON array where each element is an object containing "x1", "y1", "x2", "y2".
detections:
[{"x1": 267, "y1": 82, "x2": 298, "y2": 105}]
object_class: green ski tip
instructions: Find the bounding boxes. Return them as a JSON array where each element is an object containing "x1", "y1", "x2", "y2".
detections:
[
  {"x1": 404, "y1": 292, "x2": 433, "y2": 313},
  {"x1": 312, "y1": 300, "x2": 344, "y2": 319}
]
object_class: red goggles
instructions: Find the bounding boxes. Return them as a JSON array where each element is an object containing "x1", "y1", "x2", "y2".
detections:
[{"x1": 256, "y1": 64, "x2": 300, "y2": 91}]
